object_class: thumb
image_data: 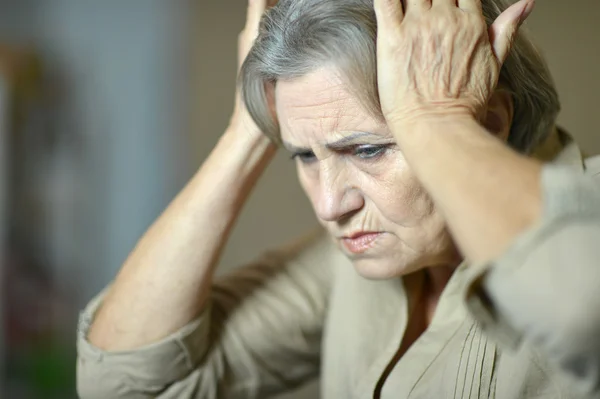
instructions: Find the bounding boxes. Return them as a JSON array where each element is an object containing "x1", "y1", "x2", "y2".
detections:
[
  {"x1": 245, "y1": 0, "x2": 267, "y2": 33},
  {"x1": 489, "y1": 0, "x2": 535, "y2": 65},
  {"x1": 374, "y1": 0, "x2": 405, "y2": 38}
]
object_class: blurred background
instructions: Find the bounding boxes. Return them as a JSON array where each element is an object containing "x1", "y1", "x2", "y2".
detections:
[{"x1": 0, "y1": 1, "x2": 598, "y2": 398}]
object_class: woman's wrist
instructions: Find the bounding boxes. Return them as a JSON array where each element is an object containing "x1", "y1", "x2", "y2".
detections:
[
  {"x1": 388, "y1": 111, "x2": 479, "y2": 145},
  {"x1": 192, "y1": 125, "x2": 276, "y2": 216},
  {"x1": 389, "y1": 111, "x2": 543, "y2": 263},
  {"x1": 220, "y1": 124, "x2": 277, "y2": 173}
]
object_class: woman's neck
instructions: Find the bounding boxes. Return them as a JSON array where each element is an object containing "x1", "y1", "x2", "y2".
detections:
[
  {"x1": 420, "y1": 262, "x2": 460, "y2": 325},
  {"x1": 425, "y1": 264, "x2": 456, "y2": 298}
]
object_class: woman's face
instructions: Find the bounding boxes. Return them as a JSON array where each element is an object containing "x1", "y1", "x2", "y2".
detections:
[{"x1": 275, "y1": 67, "x2": 462, "y2": 279}]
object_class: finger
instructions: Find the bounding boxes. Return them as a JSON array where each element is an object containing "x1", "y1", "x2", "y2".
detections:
[
  {"x1": 404, "y1": 0, "x2": 431, "y2": 14},
  {"x1": 489, "y1": 0, "x2": 534, "y2": 64},
  {"x1": 458, "y1": 0, "x2": 482, "y2": 13},
  {"x1": 245, "y1": 0, "x2": 268, "y2": 33},
  {"x1": 374, "y1": 0, "x2": 404, "y2": 34},
  {"x1": 237, "y1": 32, "x2": 250, "y2": 72},
  {"x1": 432, "y1": 0, "x2": 457, "y2": 9},
  {"x1": 240, "y1": 0, "x2": 269, "y2": 70}
]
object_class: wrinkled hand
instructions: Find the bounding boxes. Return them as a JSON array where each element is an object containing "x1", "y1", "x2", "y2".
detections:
[
  {"x1": 229, "y1": 0, "x2": 278, "y2": 135},
  {"x1": 373, "y1": 0, "x2": 535, "y2": 127}
]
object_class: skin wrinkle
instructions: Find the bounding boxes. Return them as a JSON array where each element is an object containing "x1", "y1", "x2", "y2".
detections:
[
  {"x1": 283, "y1": 132, "x2": 390, "y2": 155},
  {"x1": 276, "y1": 66, "x2": 467, "y2": 282}
]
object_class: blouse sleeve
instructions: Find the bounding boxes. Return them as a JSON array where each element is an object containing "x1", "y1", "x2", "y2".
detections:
[
  {"x1": 76, "y1": 228, "x2": 337, "y2": 399},
  {"x1": 464, "y1": 158, "x2": 600, "y2": 396}
]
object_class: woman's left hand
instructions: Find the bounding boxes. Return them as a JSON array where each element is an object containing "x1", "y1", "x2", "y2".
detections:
[
  {"x1": 372, "y1": 0, "x2": 545, "y2": 264},
  {"x1": 373, "y1": 0, "x2": 535, "y2": 128}
]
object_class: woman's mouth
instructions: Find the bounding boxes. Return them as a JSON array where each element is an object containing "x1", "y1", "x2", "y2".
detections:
[{"x1": 340, "y1": 232, "x2": 382, "y2": 254}]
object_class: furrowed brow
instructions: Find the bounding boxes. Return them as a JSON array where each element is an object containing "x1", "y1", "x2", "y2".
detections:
[
  {"x1": 283, "y1": 131, "x2": 378, "y2": 153},
  {"x1": 325, "y1": 132, "x2": 376, "y2": 150}
]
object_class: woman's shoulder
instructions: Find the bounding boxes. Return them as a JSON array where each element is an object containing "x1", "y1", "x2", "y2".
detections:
[{"x1": 584, "y1": 153, "x2": 600, "y2": 179}]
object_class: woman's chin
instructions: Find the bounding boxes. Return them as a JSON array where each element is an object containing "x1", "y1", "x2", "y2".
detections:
[
  {"x1": 350, "y1": 256, "x2": 416, "y2": 280},
  {"x1": 332, "y1": 233, "x2": 433, "y2": 280}
]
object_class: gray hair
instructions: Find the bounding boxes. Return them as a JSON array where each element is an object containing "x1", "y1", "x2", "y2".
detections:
[{"x1": 241, "y1": 0, "x2": 560, "y2": 153}]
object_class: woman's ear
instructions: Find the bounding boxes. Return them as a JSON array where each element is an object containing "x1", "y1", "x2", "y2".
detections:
[{"x1": 484, "y1": 90, "x2": 514, "y2": 142}]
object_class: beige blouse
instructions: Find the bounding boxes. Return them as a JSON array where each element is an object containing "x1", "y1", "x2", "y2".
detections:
[{"x1": 76, "y1": 131, "x2": 600, "y2": 399}]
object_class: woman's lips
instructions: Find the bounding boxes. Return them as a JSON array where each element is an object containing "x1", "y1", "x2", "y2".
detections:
[{"x1": 340, "y1": 232, "x2": 382, "y2": 254}]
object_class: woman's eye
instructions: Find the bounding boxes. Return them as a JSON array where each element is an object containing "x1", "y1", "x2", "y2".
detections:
[
  {"x1": 354, "y1": 145, "x2": 387, "y2": 160},
  {"x1": 291, "y1": 151, "x2": 317, "y2": 164}
]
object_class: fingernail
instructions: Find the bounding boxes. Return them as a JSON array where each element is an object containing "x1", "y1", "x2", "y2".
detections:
[{"x1": 520, "y1": 0, "x2": 535, "y2": 24}]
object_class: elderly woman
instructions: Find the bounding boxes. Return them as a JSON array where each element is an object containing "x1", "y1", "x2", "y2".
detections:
[{"x1": 77, "y1": 0, "x2": 600, "y2": 398}]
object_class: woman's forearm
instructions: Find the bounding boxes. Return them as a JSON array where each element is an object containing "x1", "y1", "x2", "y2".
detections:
[
  {"x1": 391, "y1": 115, "x2": 543, "y2": 264},
  {"x1": 88, "y1": 129, "x2": 276, "y2": 351}
]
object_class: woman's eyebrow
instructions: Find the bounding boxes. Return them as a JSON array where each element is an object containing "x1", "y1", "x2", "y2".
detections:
[
  {"x1": 282, "y1": 141, "x2": 310, "y2": 154},
  {"x1": 325, "y1": 131, "x2": 378, "y2": 150},
  {"x1": 282, "y1": 131, "x2": 380, "y2": 153}
]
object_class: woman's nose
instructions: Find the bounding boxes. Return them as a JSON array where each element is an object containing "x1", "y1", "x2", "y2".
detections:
[{"x1": 314, "y1": 164, "x2": 364, "y2": 222}]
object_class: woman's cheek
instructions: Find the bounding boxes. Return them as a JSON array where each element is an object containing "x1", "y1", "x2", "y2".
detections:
[
  {"x1": 297, "y1": 166, "x2": 320, "y2": 207},
  {"x1": 365, "y1": 165, "x2": 430, "y2": 225}
]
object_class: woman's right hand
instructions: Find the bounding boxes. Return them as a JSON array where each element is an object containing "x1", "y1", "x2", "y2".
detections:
[
  {"x1": 86, "y1": 0, "x2": 279, "y2": 355},
  {"x1": 228, "y1": 0, "x2": 278, "y2": 138}
]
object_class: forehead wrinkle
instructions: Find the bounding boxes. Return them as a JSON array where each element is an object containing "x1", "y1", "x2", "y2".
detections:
[
  {"x1": 284, "y1": 93, "x2": 348, "y2": 111},
  {"x1": 277, "y1": 70, "x2": 350, "y2": 113},
  {"x1": 279, "y1": 93, "x2": 350, "y2": 137},
  {"x1": 285, "y1": 98, "x2": 353, "y2": 134},
  {"x1": 277, "y1": 68, "x2": 383, "y2": 146},
  {"x1": 286, "y1": 101, "x2": 358, "y2": 138}
]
